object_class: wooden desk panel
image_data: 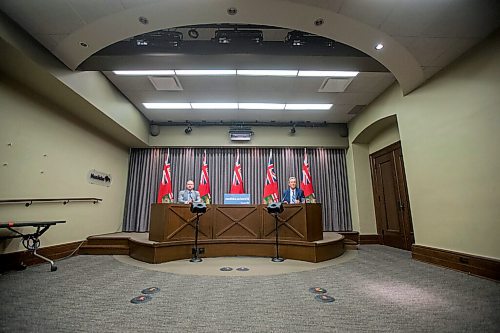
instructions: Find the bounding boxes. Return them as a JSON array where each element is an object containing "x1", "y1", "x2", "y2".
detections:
[
  {"x1": 150, "y1": 204, "x2": 213, "y2": 242},
  {"x1": 213, "y1": 205, "x2": 261, "y2": 239},
  {"x1": 149, "y1": 203, "x2": 323, "y2": 242},
  {"x1": 262, "y1": 204, "x2": 323, "y2": 241}
]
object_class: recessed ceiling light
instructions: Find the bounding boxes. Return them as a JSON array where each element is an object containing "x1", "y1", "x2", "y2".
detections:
[
  {"x1": 314, "y1": 18, "x2": 324, "y2": 26},
  {"x1": 375, "y1": 43, "x2": 384, "y2": 50},
  {"x1": 143, "y1": 103, "x2": 191, "y2": 109},
  {"x1": 114, "y1": 70, "x2": 175, "y2": 75},
  {"x1": 285, "y1": 104, "x2": 332, "y2": 110},
  {"x1": 191, "y1": 103, "x2": 238, "y2": 109},
  {"x1": 227, "y1": 7, "x2": 237, "y2": 15},
  {"x1": 237, "y1": 70, "x2": 298, "y2": 76},
  {"x1": 175, "y1": 70, "x2": 236, "y2": 76},
  {"x1": 298, "y1": 71, "x2": 358, "y2": 77},
  {"x1": 138, "y1": 16, "x2": 149, "y2": 25},
  {"x1": 239, "y1": 103, "x2": 286, "y2": 110},
  {"x1": 79, "y1": 42, "x2": 88, "y2": 47}
]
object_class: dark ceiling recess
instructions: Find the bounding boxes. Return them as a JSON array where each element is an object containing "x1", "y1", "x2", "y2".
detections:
[
  {"x1": 89, "y1": 24, "x2": 366, "y2": 57},
  {"x1": 79, "y1": 24, "x2": 389, "y2": 72}
]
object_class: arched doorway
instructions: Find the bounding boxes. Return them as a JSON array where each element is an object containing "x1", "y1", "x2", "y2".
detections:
[{"x1": 353, "y1": 115, "x2": 414, "y2": 250}]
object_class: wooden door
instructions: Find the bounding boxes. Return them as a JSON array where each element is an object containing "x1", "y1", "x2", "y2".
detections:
[{"x1": 370, "y1": 142, "x2": 414, "y2": 250}]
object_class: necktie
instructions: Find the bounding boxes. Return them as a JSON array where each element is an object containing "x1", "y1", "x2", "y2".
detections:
[{"x1": 291, "y1": 190, "x2": 295, "y2": 203}]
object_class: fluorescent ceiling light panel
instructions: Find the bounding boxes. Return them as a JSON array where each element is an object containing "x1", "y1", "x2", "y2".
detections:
[
  {"x1": 237, "y1": 70, "x2": 298, "y2": 76},
  {"x1": 174, "y1": 70, "x2": 236, "y2": 76},
  {"x1": 285, "y1": 104, "x2": 333, "y2": 110},
  {"x1": 191, "y1": 103, "x2": 238, "y2": 109},
  {"x1": 143, "y1": 103, "x2": 191, "y2": 109},
  {"x1": 298, "y1": 71, "x2": 359, "y2": 77},
  {"x1": 114, "y1": 70, "x2": 175, "y2": 75},
  {"x1": 238, "y1": 103, "x2": 285, "y2": 110}
]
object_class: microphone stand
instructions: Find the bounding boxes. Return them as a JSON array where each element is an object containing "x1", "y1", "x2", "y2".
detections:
[
  {"x1": 271, "y1": 212, "x2": 284, "y2": 262},
  {"x1": 190, "y1": 212, "x2": 202, "y2": 262}
]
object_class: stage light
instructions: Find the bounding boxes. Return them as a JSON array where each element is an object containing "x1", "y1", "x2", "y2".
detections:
[
  {"x1": 188, "y1": 28, "x2": 199, "y2": 39},
  {"x1": 185, "y1": 125, "x2": 192, "y2": 134},
  {"x1": 290, "y1": 124, "x2": 296, "y2": 134}
]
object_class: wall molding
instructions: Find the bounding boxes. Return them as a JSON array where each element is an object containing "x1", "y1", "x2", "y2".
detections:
[
  {"x1": 336, "y1": 231, "x2": 359, "y2": 244},
  {"x1": 360, "y1": 234, "x2": 381, "y2": 244},
  {"x1": 412, "y1": 245, "x2": 500, "y2": 281},
  {"x1": 0, "y1": 241, "x2": 84, "y2": 273}
]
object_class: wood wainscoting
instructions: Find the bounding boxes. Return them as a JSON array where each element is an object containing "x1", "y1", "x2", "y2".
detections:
[
  {"x1": 0, "y1": 241, "x2": 84, "y2": 273},
  {"x1": 360, "y1": 234, "x2": 381, "y2": 244},
  {"x1": 412, "y1": 245, "x2": 500, "y2": 281}
]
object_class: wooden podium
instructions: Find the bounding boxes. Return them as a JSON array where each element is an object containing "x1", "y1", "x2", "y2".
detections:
[
  {"x1": 262, "y1": 204, "x2": 323, "y2": 241},
  {"x1": 85, "y1": 203, "x2": 346, "y2": 264},
  {"x1": 149, "y1": 203, "x2": 323, "y2": 242}
]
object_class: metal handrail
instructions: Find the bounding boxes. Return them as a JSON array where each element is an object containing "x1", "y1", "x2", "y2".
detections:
[{"x1": 0, "y1": 198, "x2": 102, "y2": 207}]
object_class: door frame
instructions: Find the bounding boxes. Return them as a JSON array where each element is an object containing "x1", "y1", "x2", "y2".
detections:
[{"x1": 369, "y1": 141, "x2": 414, "y2": 250}]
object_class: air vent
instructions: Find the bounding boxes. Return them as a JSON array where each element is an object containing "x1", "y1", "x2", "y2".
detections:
[
  {"x1": 318, "y1": 77, "x2": 353, "y2": 93},
  {"x1": 348, "y1": 105, "x2": 367, "y2": 115},
  {"x1": 149, "y1": 76, "x2": 183, "y2": 91},
  {"x1": 229, "y1": 127, "x2": 253, "y2": 141}
]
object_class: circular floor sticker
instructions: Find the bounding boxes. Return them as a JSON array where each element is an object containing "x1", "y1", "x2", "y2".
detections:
[
  {"x1": 220, "y1": 267, "x2": 233, "y2": 271},
  {"x1": 309, "y1": 287, "x2": 327, "y2": 294},
  {"x1": 236, "y1": 267, "x2": 250, "y2": 271},
  {"x1": 131, "y1": 295, "x2": 152, "y2": 304},
  {"x1": 141, "y1": 287, "x2": 160, "y2": 294},
  {"x1": 315, "y1": 294, "x2": 335, "y2": 303}
]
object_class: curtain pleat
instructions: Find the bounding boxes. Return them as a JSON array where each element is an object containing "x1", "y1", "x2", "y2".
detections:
[{"x1": 123, "y1": 148, "x2": 352, "y2": 232}]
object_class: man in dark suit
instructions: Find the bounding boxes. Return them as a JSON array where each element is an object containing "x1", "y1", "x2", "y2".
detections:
[
  {"x1": 282, "y1": 176, "x2": 305, "y2": 204},
  {"x1": 178, "y1": 179, "x2": 201, "y2": 204}
]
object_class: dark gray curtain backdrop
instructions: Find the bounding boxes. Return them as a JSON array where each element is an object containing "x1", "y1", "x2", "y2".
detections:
[{"x1": 123, "y1": 148, "x2": 352, "y2": 232}]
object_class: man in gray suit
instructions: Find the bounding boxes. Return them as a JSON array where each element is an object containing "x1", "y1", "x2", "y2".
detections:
[{"x1": 178, "y1": 179, "x2": 201, "y2": 204}]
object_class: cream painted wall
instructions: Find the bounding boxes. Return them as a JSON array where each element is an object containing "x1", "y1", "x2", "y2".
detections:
[
  {"x1": 368, "y1": 124, "x2": 400, "y2": 154},
  {"x1": 347, "y1": 143, "x2": 377, "y2": 234},
  {"x1": 0, "y1": 14, "x2": 150, "y2": 147},
  {"x1": 348, "y1": 123, "x2": 400, "y2": 234},
  {"x1": 347, "y1": 33, "x2": 500, "y2": 259},
  {"x1": 0, "y1": 78, "x2": 130, "y2": 254},
  {"x1": 149, "y1": 125, "x2": 348, "y2": 148}
]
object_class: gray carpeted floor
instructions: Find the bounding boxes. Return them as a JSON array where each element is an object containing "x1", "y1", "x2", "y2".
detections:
[{"x1": 1, "y1": 245, "x2": 499, "y2": 332}]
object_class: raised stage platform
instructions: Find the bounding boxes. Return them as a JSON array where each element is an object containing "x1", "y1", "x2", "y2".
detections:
[{"x1": 79, "y1": 232, "x2": 346, "y2": 264}]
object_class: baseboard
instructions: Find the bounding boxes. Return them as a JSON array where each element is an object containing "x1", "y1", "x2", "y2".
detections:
[
  {"x1": 360, "y1": 234, "x2": 380, "y2": 244},
  {"x1": 0, "y1": 240, "x2": 84, "y2": 273},
  {"x1": 336, "y1": 231, "x2": 359, "y2": 244},
  {"x1": 412, "y1": 244, "x2": 500, "y2": 281}
]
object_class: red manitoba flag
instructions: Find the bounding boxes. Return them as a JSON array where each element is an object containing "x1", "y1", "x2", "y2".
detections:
[
  {"x1": 230, "y1": 150, "x2": 244, "y2": 194},
  {"x1": 157, "y1": 149, "x2": 173, "y2": 203},
  {"x1": 263, "y1": 150, "x2": 279, "y2": 203},
  {"x1": 301, "y1": 148, "x2": 316, "y2": 203},
  {"x1": 198, "y1": 150, "x2": 211, "y2": 204}
]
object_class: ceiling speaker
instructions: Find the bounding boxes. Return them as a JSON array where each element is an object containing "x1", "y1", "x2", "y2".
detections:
[
  {"x1": 339, "y1": 126, "x2": 348, "y2": 138},
  {"x1": 150, "y1": 125, "x2": 160, "y2": 136}
]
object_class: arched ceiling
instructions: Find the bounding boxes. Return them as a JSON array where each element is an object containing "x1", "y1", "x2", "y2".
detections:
[
  {"x1": 1, "y1": 0, "x2": 498, "y2": 125},
  {"x1": 54, "y1": 0, "x2": 423, "y2": 94}
]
